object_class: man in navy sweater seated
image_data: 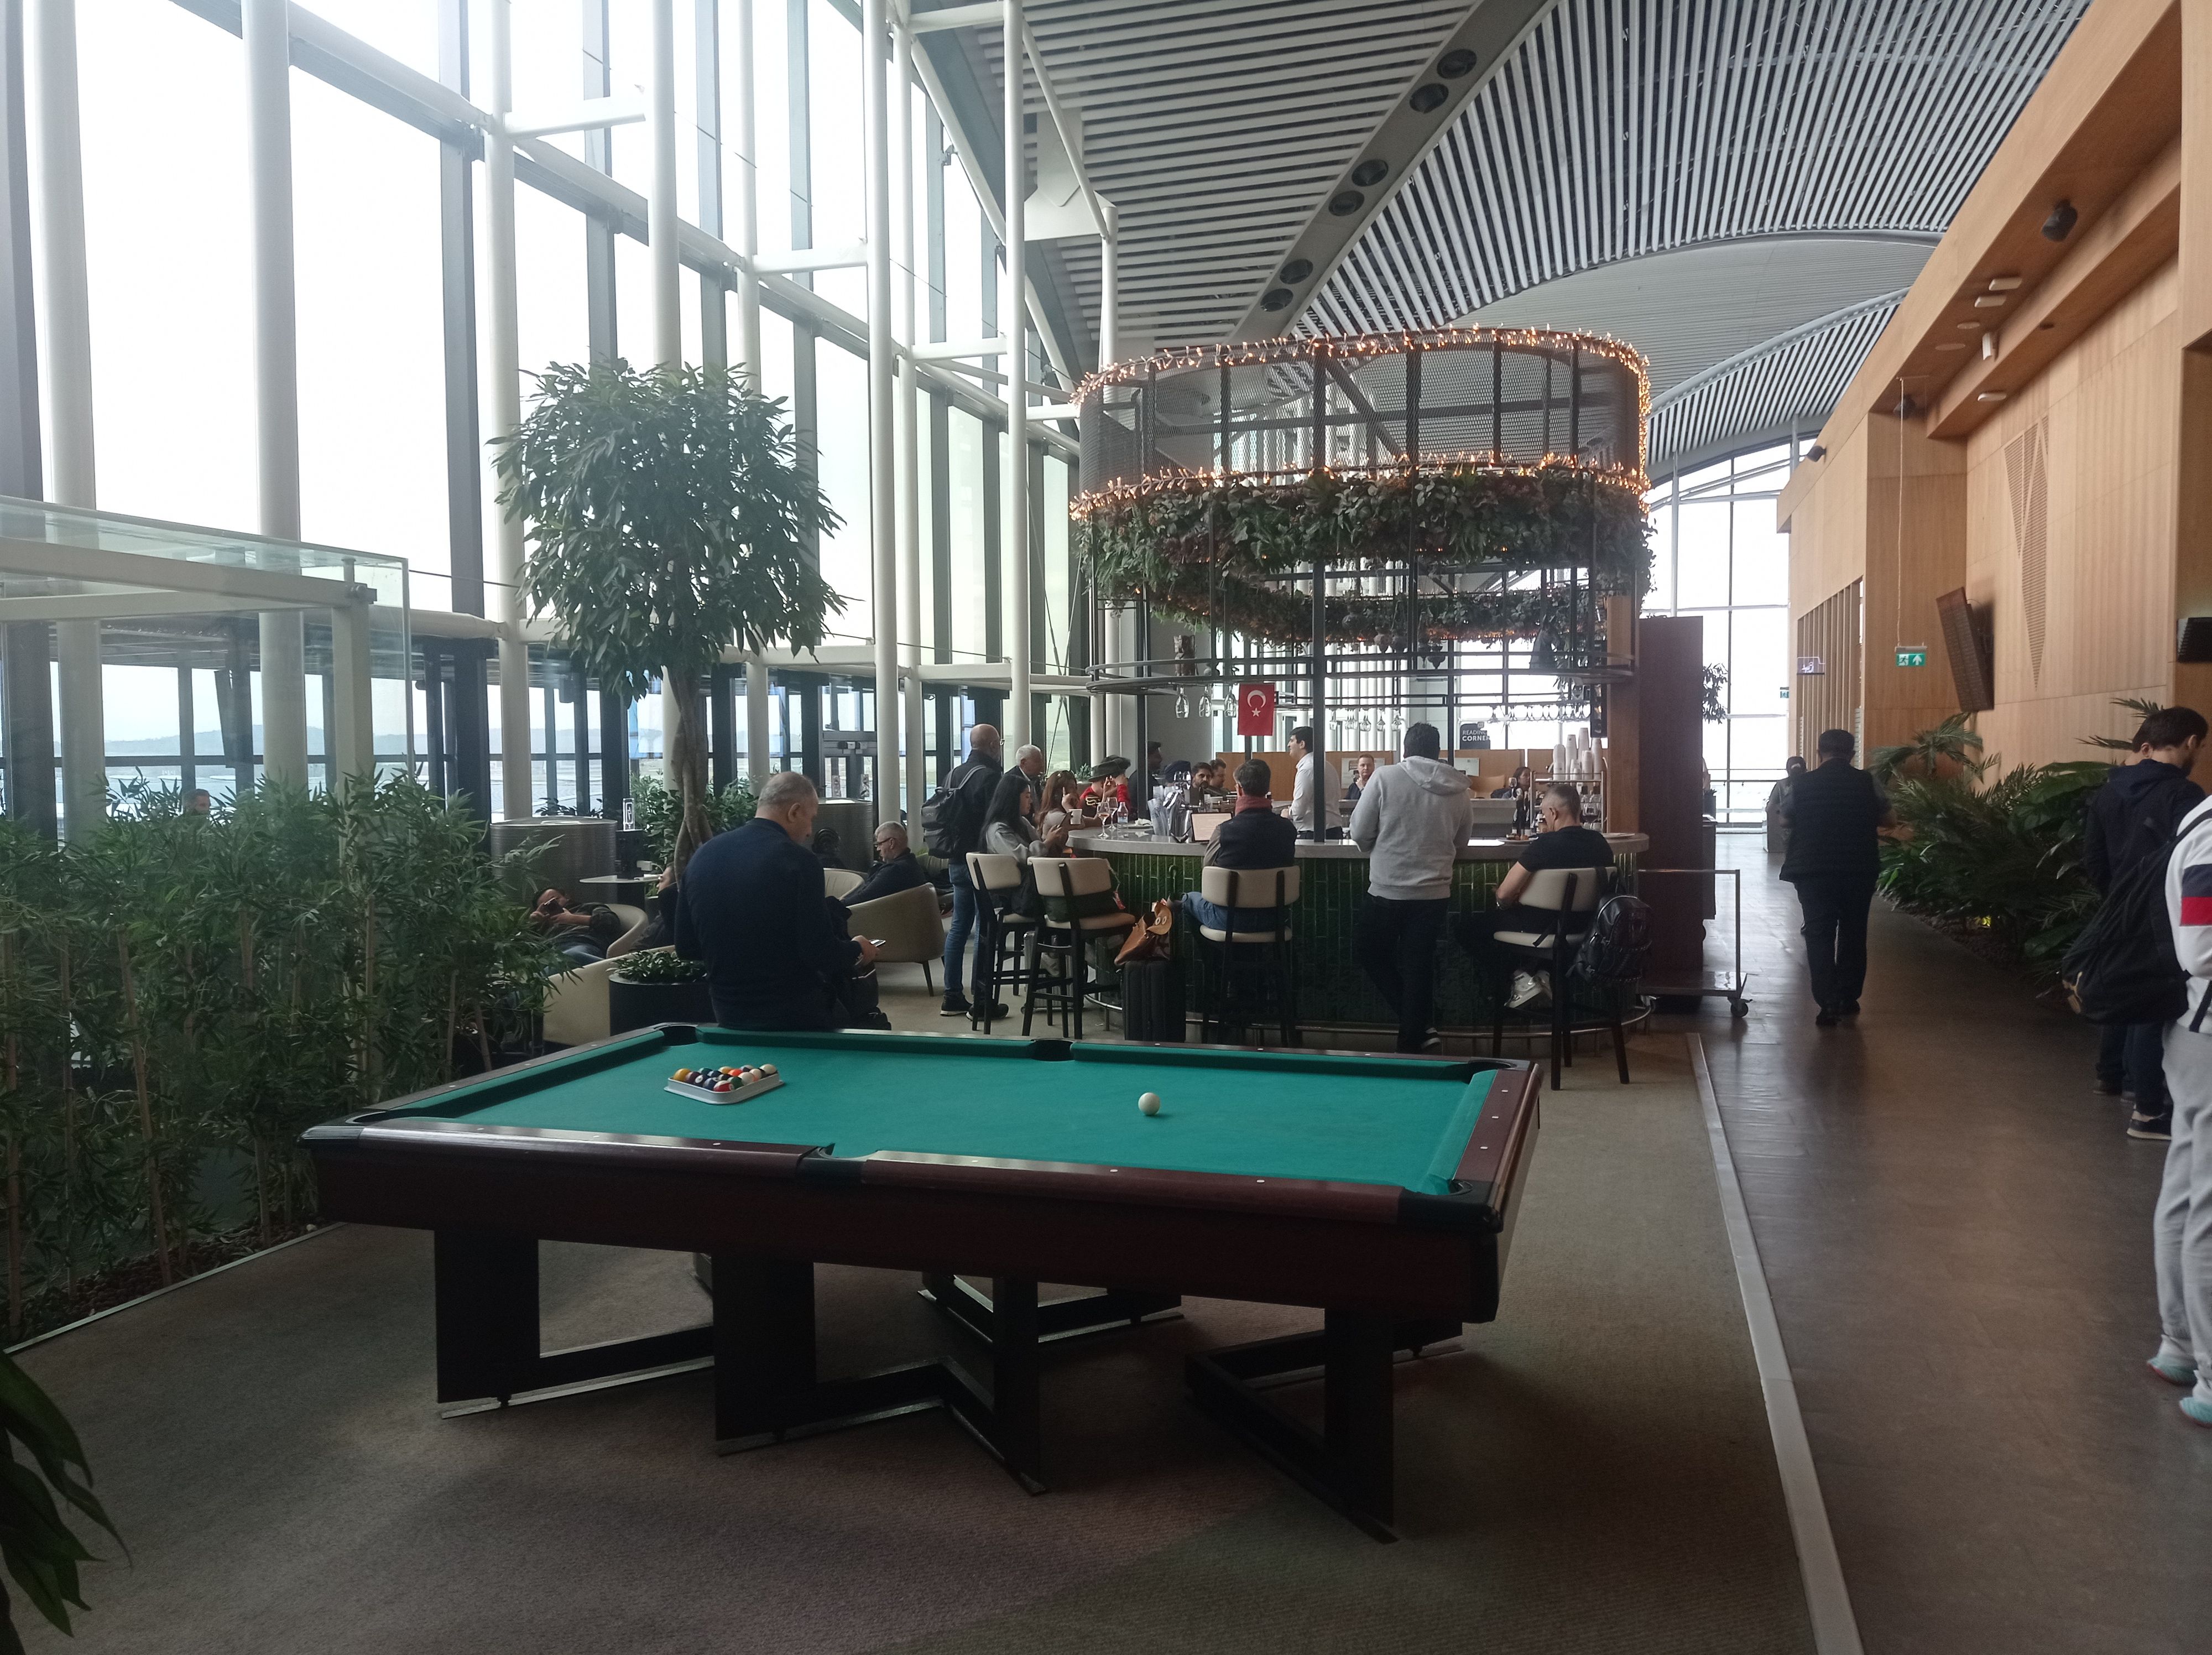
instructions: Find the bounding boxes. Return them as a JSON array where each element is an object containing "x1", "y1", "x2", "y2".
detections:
[
  {"x1": 676, "y1": 771, "x2": 879, "y2": 1029},
  {"x1": 1180, "y1": 759, "x2": 1299, "y2": 934}
]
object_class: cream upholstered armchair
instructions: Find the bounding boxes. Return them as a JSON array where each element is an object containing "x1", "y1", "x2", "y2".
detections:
[
  {"x1": 844, "y1": 881, "x2": 946, "y2": 990},
  {"x1": 823, "y1": 868, "x2": 864, "y2": 900}
]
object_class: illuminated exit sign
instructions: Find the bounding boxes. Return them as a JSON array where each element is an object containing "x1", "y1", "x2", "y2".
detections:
[{"x1": 1895, "y1": 646, "x2": 1928, "y2": 668}]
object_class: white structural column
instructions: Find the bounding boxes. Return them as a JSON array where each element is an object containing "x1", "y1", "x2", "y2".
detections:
[
  {"x1": 327, "y1": 596, "x2": 375, "y2": 780},
  {"x1": 243, "y1": 0, "x2": 309, "y2": 788},
  {"x1": 731, "y1": 0, "x2": 762, "y2": 385},
  {"x1": 484, "y1": 1, "x2": 534, "y2": 818},
  {"x1": 732, "y1": 0, "x2": 771, "y2": 785},
  {"x1": 1091, "y1": 215, "x2": 1118, "y2": 762},
  {"x1": 864, "y1": 0, "x2": 899, "y2": 822},
  {"x1": 895, "y1": 12, "x2": 926, "y2": 821},
  {"x1": 1001, "y1": 0, "x2": 1029, "y2": 750},
  {"x1": 24, "y1": 0, "x2": 103, "y2": 836},
  {"x1": 648, "y1": 0, "x2": 681, "y2": 367},
  {"x1": 1095, "y1": 211, "x2": 1118, "y2": 762},
  {"x1": 647, "y1": 0, "x2": 689, "y2": 805}
]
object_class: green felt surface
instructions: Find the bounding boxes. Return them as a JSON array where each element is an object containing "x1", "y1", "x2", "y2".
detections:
[{"x1": 392, "y1": 1031, "x2": 1496, "y2": 1195}]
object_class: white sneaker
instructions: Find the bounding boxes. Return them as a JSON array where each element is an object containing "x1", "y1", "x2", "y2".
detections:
[{"x1": 1508, "y1": 971, "x2": 1543, "y2": 1009}]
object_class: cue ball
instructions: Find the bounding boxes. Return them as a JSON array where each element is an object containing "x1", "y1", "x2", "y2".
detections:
[{"x1": 1139, "y1": 1092, "x2": 1161, "y2": 1116}]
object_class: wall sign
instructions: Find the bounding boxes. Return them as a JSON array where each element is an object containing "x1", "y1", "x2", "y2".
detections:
[
  {"x1": 1895, "y1": 645, "x2": 1928, "y2": 668},
  {"x1": 1796, "y1": 655, "x2": 1826, "y2": 676}
]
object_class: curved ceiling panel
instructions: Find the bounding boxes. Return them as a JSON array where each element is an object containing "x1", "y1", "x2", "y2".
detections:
[
  {"x1": 1648, "y1": 301, "x2": 1899, "y2": 475},
  {"x1": 1310, "y1": 0, "x2": 2090, "y2": 335},
  {"x1": 1296, "y1": 0, "x2": 2089, "y2": 461},
  {"x1": 1463, "y1": 234, "x2": 1935, "y2": 397}
]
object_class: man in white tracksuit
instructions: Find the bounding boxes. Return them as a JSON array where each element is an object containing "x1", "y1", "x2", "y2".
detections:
[
  {"x1": 1349, "y1": 722, "x2": 1474, "y2": 1052},
  {"x1": 2154, "y1": 795, "x2": 2212, "y2": 1424}
]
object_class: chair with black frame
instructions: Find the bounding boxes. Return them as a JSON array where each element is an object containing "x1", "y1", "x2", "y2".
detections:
[
  {"x1": 1479, "y1": 865, "x2": 1613, "y2": 1089},
  {"x1": 964, "y1": 852, "x2": 1038, "y2": 1033},
  {"x1": 1191, "y1": 864, "x2": 1300, "y2": 1045},
  {"x1": 1025, "y1": 857, "x2": 1136, "y2": 1039}
]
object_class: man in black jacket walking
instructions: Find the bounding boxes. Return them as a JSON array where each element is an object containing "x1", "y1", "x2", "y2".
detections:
[
  {"x1": 1781, "y1": 728, "x2": 1895, "y2": 1027},
  {"x1": 2084, "y1": 706, "x2": 2207, "y2": 1139}
]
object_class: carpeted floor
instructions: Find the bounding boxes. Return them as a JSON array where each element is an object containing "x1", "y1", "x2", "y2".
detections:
[{"x1": 19, "y1": 1032, "x2": 1813, "y2": 1654}]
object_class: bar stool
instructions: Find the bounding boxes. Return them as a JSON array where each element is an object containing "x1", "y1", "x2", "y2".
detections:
[
  {"x1": 1026, "y1": 857, "x2": 1136, "y2": 1039},
  {"x1": 966, "y1": 852, "x2": 1038, "y2": 1033},
  {"x1": 1481, "y1": 866, "x2": 1609, "y2": 1088},
  {"x1": 1191, "y1": 865, "x2": 1299, "y2": 1045}
]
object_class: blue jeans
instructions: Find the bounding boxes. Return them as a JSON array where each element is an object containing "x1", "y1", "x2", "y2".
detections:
[
  {"x1": 1180, "y1": 892, "x2": 1285, "y2": 935},
  {"x1": 2099, "y1": 1021, "x2": 2168, "y2": 1112},
  {"x1": 943, "y1": 863, "x2": 980, "y2": 997}
]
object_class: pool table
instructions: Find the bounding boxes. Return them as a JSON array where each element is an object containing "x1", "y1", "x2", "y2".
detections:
[{"x1": 302, "y1": 1026, "x2": 1540, "y2": 1539}]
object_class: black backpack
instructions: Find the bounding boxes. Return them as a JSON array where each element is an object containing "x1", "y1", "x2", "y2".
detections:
[
  {"x1": 922, "y1": 761, "x2": 985, "y2": 858},
  {"x1": 1573, "y1": 893, "x2": 1653, "y2": 986},
  {"x1": 2062, "y1": 811, "x2": 2198, "y2": 1026}
]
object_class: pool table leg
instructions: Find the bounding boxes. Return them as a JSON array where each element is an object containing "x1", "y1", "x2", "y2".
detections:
[
  {"x1": 1185, "y1": 1311, "x2": 1432, "y2": 1543},
  {"x1": 711, "y1": 1256, "x2": 1047, "y2": 1495},
  {"x1": 920, "y1": 1272, "x2": 1183, "y2": 1344},
  {"x1": 435, "y1": 1231, "x2": 538, "y2": 1408}
]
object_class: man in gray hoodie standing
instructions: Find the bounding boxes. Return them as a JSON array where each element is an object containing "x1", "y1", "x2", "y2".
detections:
[{"x1": 1349, "y1": 723, "x2": 1474, "y2": 1052}]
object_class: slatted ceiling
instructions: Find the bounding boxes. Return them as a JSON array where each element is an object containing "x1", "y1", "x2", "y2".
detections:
[
  {"x1": 1293, "y1": 0, "x2": 2088, "y2": 464},
  {"x1": 972, "y1": 0, "x2": 1466, "y2": 350},
  {"x1": 1648, "y1": 302, "x2": 1897, "y2": 474}
]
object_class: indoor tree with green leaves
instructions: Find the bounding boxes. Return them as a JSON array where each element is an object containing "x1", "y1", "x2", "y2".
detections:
[{"x1": 493, "y1": 362, "x2": 842, "y2": 873}]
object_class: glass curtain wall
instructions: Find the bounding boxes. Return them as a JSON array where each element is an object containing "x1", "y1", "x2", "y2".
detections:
[
  {"x1": 15, "y1": 0, "x2": 1081, "y2": 822},
  {"x1": 1643, "y1": 442, "x2": 1798, "y2": 826}
]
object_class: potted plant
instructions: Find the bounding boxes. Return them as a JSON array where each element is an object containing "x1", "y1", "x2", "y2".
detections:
[
  {"x1": 606, "y1": 948, "x2": 715, "y2": 1035},
  {"x1": 493, "y1": 361, "x2": 841, "y2": 875}
]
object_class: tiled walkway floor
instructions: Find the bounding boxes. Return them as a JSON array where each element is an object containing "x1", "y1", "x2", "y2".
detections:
[{"x1": 1691, "y1": 835, "x2": 2212, "y2": 1654}]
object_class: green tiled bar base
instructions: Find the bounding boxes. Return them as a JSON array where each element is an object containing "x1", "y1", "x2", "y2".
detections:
[{"x1": 1090, "y1": 842, "x2": 1644, "y2": 1035}]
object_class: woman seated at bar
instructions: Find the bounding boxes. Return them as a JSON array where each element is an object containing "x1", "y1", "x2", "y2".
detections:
[
  {"x1": 1489, "y1": 763, "x2": 1533, "y2": 799},
  {"x1": 1035, "y1": 769, "x2": 1100, "y2": 853},
  {"x1": 1455, "y1": 780, "x2": 1613, "y2": 1008}
]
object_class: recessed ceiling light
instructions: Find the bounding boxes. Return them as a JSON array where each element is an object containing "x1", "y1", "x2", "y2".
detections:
[
  {"x1": 1935, "y1": 342, "x2": 1966, "y2": 352},
  {"x1": 1974, "y1": 295, "x2": 2007, "y2": 308},
  {"x1": 1279, "y1": 258, "x2": 1313, "y2": 284},
  {"x1": 1438, "y1": 49, "x2": 1479, "y2": 77},
  {"x1": 1260, "y1": 288, "x2": 1293, "y2": 312},
  {"x1": 1987, "y1": 275, "x2": 2022, "y2": 292},
  {"x1": 1977, "y1": 391, "x2": 2008, "y2": 403},
  {"x1": 1409, "y1": 83, "x2": 1449, "y2": 113},
  {"x1": 1350, "y1": 159, "x2": 1389, "y2": 188},
  {"x1": 1328, "y1": 189, "x2": 1364, "y2": 216},
  {"x1": 1957, "y1": 322, "x2": 1981, "y2": 331}
]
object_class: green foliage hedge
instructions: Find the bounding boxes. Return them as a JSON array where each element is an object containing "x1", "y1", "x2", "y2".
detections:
[
  {"x1": 1076, "y1": 465, "x2": 1648, "y2": 645},
  {"x1": 0, "y1": 779, "x2": 557, "y2": 1339},
  {"x1": 1879, "y1": 759, "x2": 2109, "y2": 973}
]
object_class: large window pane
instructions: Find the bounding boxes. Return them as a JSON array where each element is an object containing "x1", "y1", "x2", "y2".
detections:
[
  {"x1": 1675, "y1": 503, "x2": 1732, "y2": 609},
  {"x1": 808, "y1": 1, "x2": 865, "y2": 316},
  {"x1": 79, "y1": 1, "x2": 255, "y2": 530},
  {"x1": 947, "y1": 408, "x2": 987, "y2": 660},
  {"x1": 815, "y1": 339, "x2": 872, "y2": 642},
  {"x1": 1732, "y1": 500, "x2": 1789, "y2": 606},
  {"x1": 301, "y1": 1, "x2": 438, "y2": 77},
  {"x1": 293, "y1": 71, "x2": 450, "y2": 582}
]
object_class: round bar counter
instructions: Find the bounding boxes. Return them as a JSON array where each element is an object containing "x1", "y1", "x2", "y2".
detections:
[{"x1": 1068, "y1": 830, "x2": 1648, "y2": 1037}]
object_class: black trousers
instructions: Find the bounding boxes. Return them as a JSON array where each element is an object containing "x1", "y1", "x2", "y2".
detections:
[
  {"x1": 1354, "y1": 895, "x2": 1448, "y2": 1052},
  {"x1": 1791, "y1": 873, "x2": 1876, "y2": 1012}
]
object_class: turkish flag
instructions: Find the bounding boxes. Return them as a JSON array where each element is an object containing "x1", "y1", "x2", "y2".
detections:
[{"x1": 1235, "y1": 683, "x2": 1277, "y2": 738}]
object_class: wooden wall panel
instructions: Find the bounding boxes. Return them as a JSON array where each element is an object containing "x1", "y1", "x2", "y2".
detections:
[
  {"x1": 1794, "y1": 583, "x2": 1863, "y2": 756},
  {"x1": 1965, "y1": 261, "x2": 2181, "y2": 766},
  {"x1": 1863, "y1": 412, "x2": 1970, "y2": 752}
]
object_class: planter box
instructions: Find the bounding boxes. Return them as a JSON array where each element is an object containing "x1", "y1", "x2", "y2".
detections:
[{"x1": 607, "y1": 973, "x2": 715, "y2": 1035}]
